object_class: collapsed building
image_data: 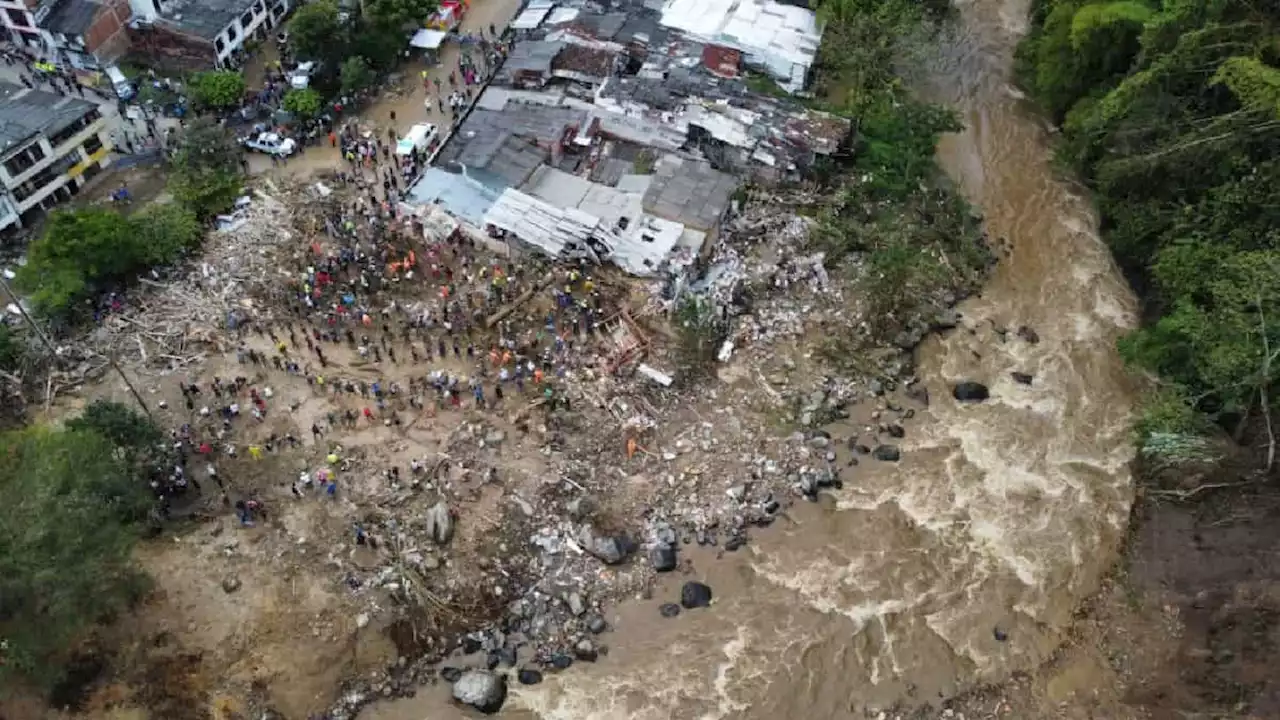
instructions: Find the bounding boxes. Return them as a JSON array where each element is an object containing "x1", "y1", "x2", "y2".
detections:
[{"x1": 405, "y1": 0, "x2": 850, "y2": 278}]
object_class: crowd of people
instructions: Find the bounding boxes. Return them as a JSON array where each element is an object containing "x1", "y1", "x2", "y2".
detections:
[{"x1": 151, "y1": 176, "x2": 612, "y2": 533}]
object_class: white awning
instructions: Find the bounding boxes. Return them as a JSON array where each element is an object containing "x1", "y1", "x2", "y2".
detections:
[{"x1": 409, "y1": 28, "x2": 449, "y2": 49}]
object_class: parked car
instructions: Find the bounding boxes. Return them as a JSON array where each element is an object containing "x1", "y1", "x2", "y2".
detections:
[{"x1": 241, "y1": 132, "x2": 298, "y2": 157}]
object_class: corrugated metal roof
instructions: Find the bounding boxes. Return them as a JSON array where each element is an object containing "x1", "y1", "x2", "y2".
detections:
[
  {"x1": 642, "y1": 155, "x2": 737, "y2": 231},
  {"x1": 160, "y1": 0, "x2": 257, "y2": 40},
  {"x1": 406, "y1": 167, "x2": 503, "y2": 228},
  {"x1": 0, "y1": 83, "x2": 97, "y2": 153}
]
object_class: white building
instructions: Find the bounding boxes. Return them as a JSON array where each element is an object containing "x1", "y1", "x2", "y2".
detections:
[
  {"x1": 0, "y1": 83, "x2": 116, "y2": 232},
  {"x1": 144, "y1": 0, "x2": 292, "y2": 68}
]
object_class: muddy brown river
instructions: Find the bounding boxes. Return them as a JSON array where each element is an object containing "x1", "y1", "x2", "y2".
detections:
[{"x1": 365, "y1": 0, "x2": 1139, "y2": 716}]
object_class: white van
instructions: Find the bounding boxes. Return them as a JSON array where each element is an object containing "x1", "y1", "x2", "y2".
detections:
[
  {"x1": 396, "y1": 122, "x2": 439, "y2": 156},
  {"x1": 104, "y1": 65, "x2": 134, "y2": 100}
]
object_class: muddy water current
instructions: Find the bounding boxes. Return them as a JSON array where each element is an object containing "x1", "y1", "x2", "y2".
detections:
[{"x1": 365, "y1": 0, "x2": 1139, "y2": 716}]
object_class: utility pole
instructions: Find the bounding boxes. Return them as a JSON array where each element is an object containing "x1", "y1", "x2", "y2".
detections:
[{"x1": 0, "y1": 273, "x2": 152, "y2": 418}]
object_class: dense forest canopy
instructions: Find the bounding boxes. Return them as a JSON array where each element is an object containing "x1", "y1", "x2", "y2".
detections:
[{"x1": 1018, "y1": 0, "x2": 1280, "y2": 449}]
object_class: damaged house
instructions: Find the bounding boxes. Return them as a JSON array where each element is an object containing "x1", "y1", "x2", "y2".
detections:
[{"x1": 406, "y1": 0, "x2": 847, "y2": 277}]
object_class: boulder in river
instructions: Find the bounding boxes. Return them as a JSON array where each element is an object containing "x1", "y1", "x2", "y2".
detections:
[
  {"x1": 1016, "y1": 325, "x2": 1040, "y2": 344},
  {"x1": 681, "y1": 581, "x2": 714, "y2": 609},
  {"x1": 425, "y1": 501, "x2": 454, "y2": 545},
  {"x1": 659, "y1": 602, "x2": 682, "y2": 618},
  {"x1": 650, "y1": 545, "x2": 677, "y2": 572},
  {"x1": 439, "y1": 666, "x2": 463, "y2": 683},
  {"x1": 451, "y1": 670, "x2": 506, "y2": 714},
  {"x1": 952, "y1": 382, "x2": 990, "y2": 402},
  {"x1": 517, "y1": 668, "x2": 543, "y2": 685},
  {"x1": 872, "y1": 445, "x2": 901, "y2": 462},
  {"x1": 1011, "y1": 372, "x2": 1033, "y2": 385}
]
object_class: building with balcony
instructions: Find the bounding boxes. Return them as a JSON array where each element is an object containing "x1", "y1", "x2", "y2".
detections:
[
  {"x1": 0, "y1": 82, "x2": 116, "y2": 232},
  {"x1": 0, "y1": 0, "x2": 46, "y2": 52}
]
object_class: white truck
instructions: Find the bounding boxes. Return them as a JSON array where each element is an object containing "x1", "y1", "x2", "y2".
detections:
[
  {"x1": 241, "y1": 132, "x2": 298, "y2": 157},
  {"x1": 396, "y1": 122, "x2": 440, "y2": 157}
]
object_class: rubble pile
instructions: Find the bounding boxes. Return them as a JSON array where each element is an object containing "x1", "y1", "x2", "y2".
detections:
[{"x1": 83, "y1": 182, "x2": 309, "y2": 369}]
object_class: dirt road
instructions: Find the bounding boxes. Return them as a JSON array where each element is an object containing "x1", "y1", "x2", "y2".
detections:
[{"x1": 246, "y1": 0, "x2": 524, "y2": 179}]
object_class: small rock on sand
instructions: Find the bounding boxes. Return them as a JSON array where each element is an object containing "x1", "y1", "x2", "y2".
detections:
[{"x1": 872, "y1": 445, "x2": 901, "y2": 462}]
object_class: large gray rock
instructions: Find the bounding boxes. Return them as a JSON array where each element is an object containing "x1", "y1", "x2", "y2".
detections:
[
  {"x1": 650, "y1": 545, "x2": 677, "y2": 572},
  {"x1": 578, "y1": 526, "x2": 632, "y2": 565},
  {"x1": 451, "y1": 670, "x2": 507, "y2": 714},
  {"x1": 681, "y1": 581, "x2": 713, "y2": 609},
  {"x1": 425, "y1": 501, "x2": 454, "y2": 545}
]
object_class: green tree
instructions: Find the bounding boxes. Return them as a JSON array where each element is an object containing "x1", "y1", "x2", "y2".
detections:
[
  {"x1": 673, "y1": 296, "x2": 728, "y2": 381},
  {"x1": 339, "y1": 55, "x2": 376, "y2": 94},
  {"x1": 364, "y1": 0, "x2": 438, "y2": 30},
  {"x1": 15, "y1": 209, "x2": 134, "y2": 318},
  {"x1": 14, "y1": 203, "x2": 208, "y2": 320},
  {"x1": 283, "y1": 87, "x2": 323, "y2": 118},
  {"x1": 1020, "y1": 0, "x2": 1280, "y2": 457},
  {"x1": 288, "y1": 0, "x2": 343, "y2": 62},
  {"x1": 67, "y1": 400, "x2": 168, "y2": 473},
  {"x1": 0, "y1": 323, "x2": 18, "y2": 372},
  {"x1": 132, "y1": 203, "x2": 203, "y2": 265},
  {"x1": 169, "y1": 116, "x2": 244, "y2": 222},
  {"x1": 188, "y1": 70, "x2": 246, "y2": 109},
  {"x1": 0, "y1": 425, "x2": 154, "y2": 689}
]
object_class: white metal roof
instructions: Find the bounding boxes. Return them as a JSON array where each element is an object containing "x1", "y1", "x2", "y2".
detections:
[
  {"x1": 410, "y1": 28, "x2": 449, "y2": 49},
  {"x1": 659, "y1": 0, "x2": 821, "y2": 88},
  {"x1": 511, "y1": 1, "x2": 554, "y2": 30}
]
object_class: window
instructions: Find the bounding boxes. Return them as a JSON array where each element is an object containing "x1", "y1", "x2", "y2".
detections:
[
  {"x1": 12, "y1": 165, "x2": 63, "y2": 202},
  {"x1": 254, "y1": 0, "x2": 265, "y2": 14},
  {"x1": 81, "y1": 134, "x2": 103, "y2": 156},
  {"x1": 273, "y1": 2, "x2": 285, "y2": 16},
  {"x1": 47, "y1": 109, "x2": 101, "y2": 148},
  {"x1": 4, "y1": 9, "x2": 29, "y2": 27},
  {"x1": 3, "y1": 142, "x2": 46, "y2": 177},
  {"x1": 226, "y1": 23, "x2": 238, "y2": 42},
  {"x1": 241, "y1": 10, "x2": 253, "y2": 28},
  {"x1": 215, "y1": 37, "x2": 226, "y2": 53}
]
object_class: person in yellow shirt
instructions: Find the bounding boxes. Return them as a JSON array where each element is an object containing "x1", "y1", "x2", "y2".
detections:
[{"x1": 249, "y1": 445, "x2": 263, "y2": 460}]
